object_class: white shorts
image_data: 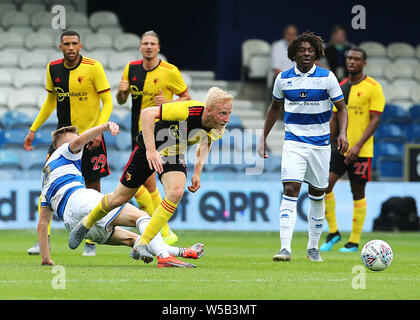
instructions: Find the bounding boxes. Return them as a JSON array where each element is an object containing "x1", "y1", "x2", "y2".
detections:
[
  {"x1": 281, "y1": 141, "x2": 331, "y2": 189},
  {"x1": 63, "y1": 188, "x2": 124, "y2": 244}
]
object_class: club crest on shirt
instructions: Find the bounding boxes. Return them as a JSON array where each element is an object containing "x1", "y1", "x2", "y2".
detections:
[
  {"x1": 125, "y1": 172, "x2": 132, "y2": 181},
  {"x1": 299, "y1": 91, "x2": 307, "y2": 99}
]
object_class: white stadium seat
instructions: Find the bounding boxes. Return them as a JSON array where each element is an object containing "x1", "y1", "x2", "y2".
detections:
[
  {"x1": 2, "y1": 11, "x2": 30, "y2": 29},
  {"x1": 0, "y1": 31, "x2": 24, "y2": 49},
  {"x1": 113, "y1": 33, "x2": 141, "y2": 51},
  {"x1": 8, "y1": 91, "x2": 38, "y2": 111},
  {"x1": 0, "y1": 51, "x2": 19, "y2": 67},
  {"x1": 0, "y1": 3, "x2": 17, "y2": 22},
  {"x1": 84, "y1": 33, "x2": 113, "y2": 51},
  {"x1": 66, "y1": 11, "x2": 89, "y2": 28},
  {"x1": 0, "y1": 70, "x2": 13, "y2": 87},
  {"x1": 19, "y1": 51, "x2": 49, "y2": 69},
  {"x1": 24, "y1": 31, "x2": 55, "y2": 50},
  {"x1": 386, "y1": 42, "x2": 415, "y2": 60},
  {"x1": 241, "y1": 39, "x2": 271, "y2": 79},
  {"x1": 410, "y1": 85, "x2": 420, "y2": 104},
  {"x1": 413, "y1": 65, "x2": 420, "y2": 82},
  {"x1": 107, "y1": 52, "x2": 138, "y2": 71},
  {"x1": 359, "y1": 41, "x2": 386, "y2": 57},
  {"x1": 363, "y1": 63, "x2": 384, "y2": 78},
  {"x1": 21, "y1": 3, "x2": 47, "y2": 15},
  {"x1": 89, "y1": 11, "x2": 120, "y2": 31},
  {"x1": 384, "y1": 63, "x2": 413, "y2": 82},
  {"x1": 13, "y1": 70, "x2": 43, "y2": 88},
  {"x1": 31, "y1": 11, "x2": 54, "y2": 29}
]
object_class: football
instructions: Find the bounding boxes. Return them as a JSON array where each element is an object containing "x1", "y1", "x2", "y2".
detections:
[{"x1": 361, "y1": 240, "x2": 393, "y2": 271}]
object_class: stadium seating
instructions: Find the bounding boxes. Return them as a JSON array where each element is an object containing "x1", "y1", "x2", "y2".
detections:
[
  {"x1": 377, "y1": 156, "x2": 404, "y2": 180},
  {"x1": 0, "y1": 110, "x2": 31, "y2": 129},
  {"x1": 241, "y1": 39, "x2": 271, "y2": 80},
  {"x1": 359, "y1": 41, "x2": 386, "y2": 57},
  {"x1": 113, "y1": 33, "x2": 141, "y2": 51},
  {"x1": 103, "y1": 130, "x2": 117, "y2": 150},
  {"x1": 33, "y1": 128, "x2": 52, "y2": 147},
  {"x1": 0, "y1": 149, "x2": 22, "y2": 170},
  {"x1": 374, "y1": 123, "x2": 406, "y2": 143},
  {"x1": 89, "y1": 11, "x2": 120, "y2": 31},
  {"x1": 404, "y1": 124, "x2": 420, "y2": 143}
]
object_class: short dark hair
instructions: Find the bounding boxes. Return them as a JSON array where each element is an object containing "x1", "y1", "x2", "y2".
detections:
[
  {"x1": 348, "y1": 47, "x2": 368, "y2": 61},
  {"x1": 60, "y1": 30, "x2": 80, "y2": 42},
  {"x1": 287, "y1": 31, "x2": 325, "y2": 62}
]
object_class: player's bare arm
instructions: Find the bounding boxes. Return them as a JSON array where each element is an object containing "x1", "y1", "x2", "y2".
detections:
[
  {"x1": 332, "y1": 98, "x2": 349, "y2": 155},
  {"x1": 344, "y1": 111, "x2": 381, "y2": 165},
  {"x1": 141, "y1": 106, "x2": 164, "y2": 173},
  {"x1": 38, "y1": 207, "x2": 55, "y2": 266},
  {"x1": 258, "y1": 98, "x2": 284, "y2": 158},
  {"x1": 70, "y1": 122, "x2": 120, "y2": 153},
  {"x1": 188, "y1": 139, "x2": 211, "y2": 193}
]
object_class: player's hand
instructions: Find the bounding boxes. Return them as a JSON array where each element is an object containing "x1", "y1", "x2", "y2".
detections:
[
  {"x1": 24, "y1": 130, "x2": 35, "y2": 151},
  {"x1": 87, "y1": 135, "x2": 103, "y2": 151},
  {"x1": 118, "y1": 76, "x2": 129, "y2": 93},
  {"x1": 337, "y1": 133, "x2": 349, "y2": 155},
  {"x1": 188, "y1": 174, "x2": 201, "y2": 193},
  {"x1": 41, "y1": 257, "x2": 55, "y2": 266},
  {"x1": 154, "y1": 89, "x2": 167, "y2": 105},
  {"x1": 107, "y1": 121, "x2": 120, "y2": 136},
  {"x1": 146, "y1": 149, "x2": 164, "y2": 174},
  {"x1": 257, "y1": 138, "x2": 269, "y2": 159},
  {"x1": 344, "y1": 145, "x2": 361, "y2": 165}
]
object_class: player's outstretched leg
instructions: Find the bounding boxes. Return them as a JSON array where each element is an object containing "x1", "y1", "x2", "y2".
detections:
[
  {"x1": 68, "y1": 219, "x2": 90, "y2": 249},
  {"x1": 157, "y1": 255, "x2": 196, "y2": 268}
]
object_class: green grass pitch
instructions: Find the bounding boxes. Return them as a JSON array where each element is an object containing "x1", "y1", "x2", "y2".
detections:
[{"x1": 0, "y1": 229, "x2": 419, "y2": 300}]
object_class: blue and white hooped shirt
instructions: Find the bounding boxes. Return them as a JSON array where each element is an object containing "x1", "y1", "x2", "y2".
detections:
[
  {"x1": 273, "y1": 64, "x2": 344, "y2": 149},
  {"x1": 40, "y1": 143, "x2": 85, "y2": 218}
]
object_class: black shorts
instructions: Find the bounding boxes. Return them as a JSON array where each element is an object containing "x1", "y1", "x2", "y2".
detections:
[
  {"x1": 120, "y1": 145, "x2": 187, "y2": 189},
  {"x1": 47, "y1": 134, "x2": 110, "y2": 183},
  {"x1": 330, "y1": 150, "x2": 372, "y2": 183}
]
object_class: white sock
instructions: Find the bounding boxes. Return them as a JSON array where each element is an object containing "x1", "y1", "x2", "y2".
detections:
[
  {"x1": 307, "y1": 194, "x2": 325, "y2": 250},
  {"x1": 136, "y1": 216, "x2": 170, "y2": 258},
  {"x1": 279, "y1": 195, "x2": 298, "y2": 253}
]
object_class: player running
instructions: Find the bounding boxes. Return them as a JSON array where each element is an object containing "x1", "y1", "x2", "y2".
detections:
[
  {"x1": 68, "y1": 87, "x2": 233, "y2": 263},
  {"x1": 37, "y1": 121, "x2": 203, "y2": 267}
]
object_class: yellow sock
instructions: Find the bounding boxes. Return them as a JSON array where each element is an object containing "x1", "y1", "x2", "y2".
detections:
[
  {"x1": 83, "y1": 195, "x2": 110, "y2": 229},
  {"x1": 150, "y1": 188, "x2": 171, "y2": 238},
  {"x1": 324, "y1": 192, "x2": 338, "y2": 233},
  {"x1": 150, "y1": 188, "x2": 162, "y2": 209},
  {"x1": 140, "y1": 197, "x2": 177, "y2": 245},
  {"x1": 349, "y1": 198, "x2": 367, "y2": 244},
  {"x1": 134, "y1": 185, "x2": 155, "y2": 216}
]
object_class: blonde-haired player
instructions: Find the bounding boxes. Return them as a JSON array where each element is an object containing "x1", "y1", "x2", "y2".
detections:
[
  {"x1": 69, "y1": 87, "x2": 233, "y2": 262},
  {"x1": 38, "y1": 122, "x2": 203, "y2": 267}
]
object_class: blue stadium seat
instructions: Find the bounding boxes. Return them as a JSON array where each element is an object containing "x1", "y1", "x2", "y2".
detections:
[
  {"x1": 377, "y1": 156, "x2": 403, "y2": 180},
  {"x1": 108, "y1": 113, "x2": 121, "y2": 124},
  {"x1": 1, "y1": 128, "x2": 27, "y2": 148},
  {"x1": 374, "y1": 124, "x2": 406, "y2": 143},
  {"x1": 115, "y1": 130, "x2": 133, "y2": 151},
  {"x1": 0, "y1": 111, "x2": 31, "y2": 129},
  {"x1": 408, "y1": 104, "x2": 420, "y2": 123},
  {"x1": 33, "y1": 129, "x2": 52, "y2": 147},
  {"x1": 373, "y1": 142, "x2": 404, "y2": 170},
  {"x1": 205, "y1": 150, "x2": 245, "y2": 173},
  {"x1": 21, "y1": 150, "x2": 46, "y2": 170},
  {"x1": 0, "y1": 150, "x2": 22, "y2": 170},
  {"x1": 404, "y1": 124, "x2": 420, "y2": 143},
  {"x1": 381, "y1": 104, "x2": 410, "y2": 124}
]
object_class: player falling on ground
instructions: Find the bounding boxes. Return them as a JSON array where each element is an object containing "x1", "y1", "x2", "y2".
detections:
[
  {"x1": 116, "y1": 30, "x2": 191, "y2": 245},
  {"x1": 68, "y1": 87, "x2": 233, "y2": 263},
  {"x1": 258, "y1": 31, "x2": 349, "y2": 262},
  {"x1": 37, "y1": 122, "x2": 203, "y2": 268},
  {"x1": 320, "y1": 48, "x2": 385, "y2": 252},
  {"x1": 24, "y1": 30, "x2": 114, "y2": 257}
]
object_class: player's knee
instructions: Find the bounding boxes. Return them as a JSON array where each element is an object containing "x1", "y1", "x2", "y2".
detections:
[{"x1": 166, "y1": 187, "x2": 184, "y2": 203}]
